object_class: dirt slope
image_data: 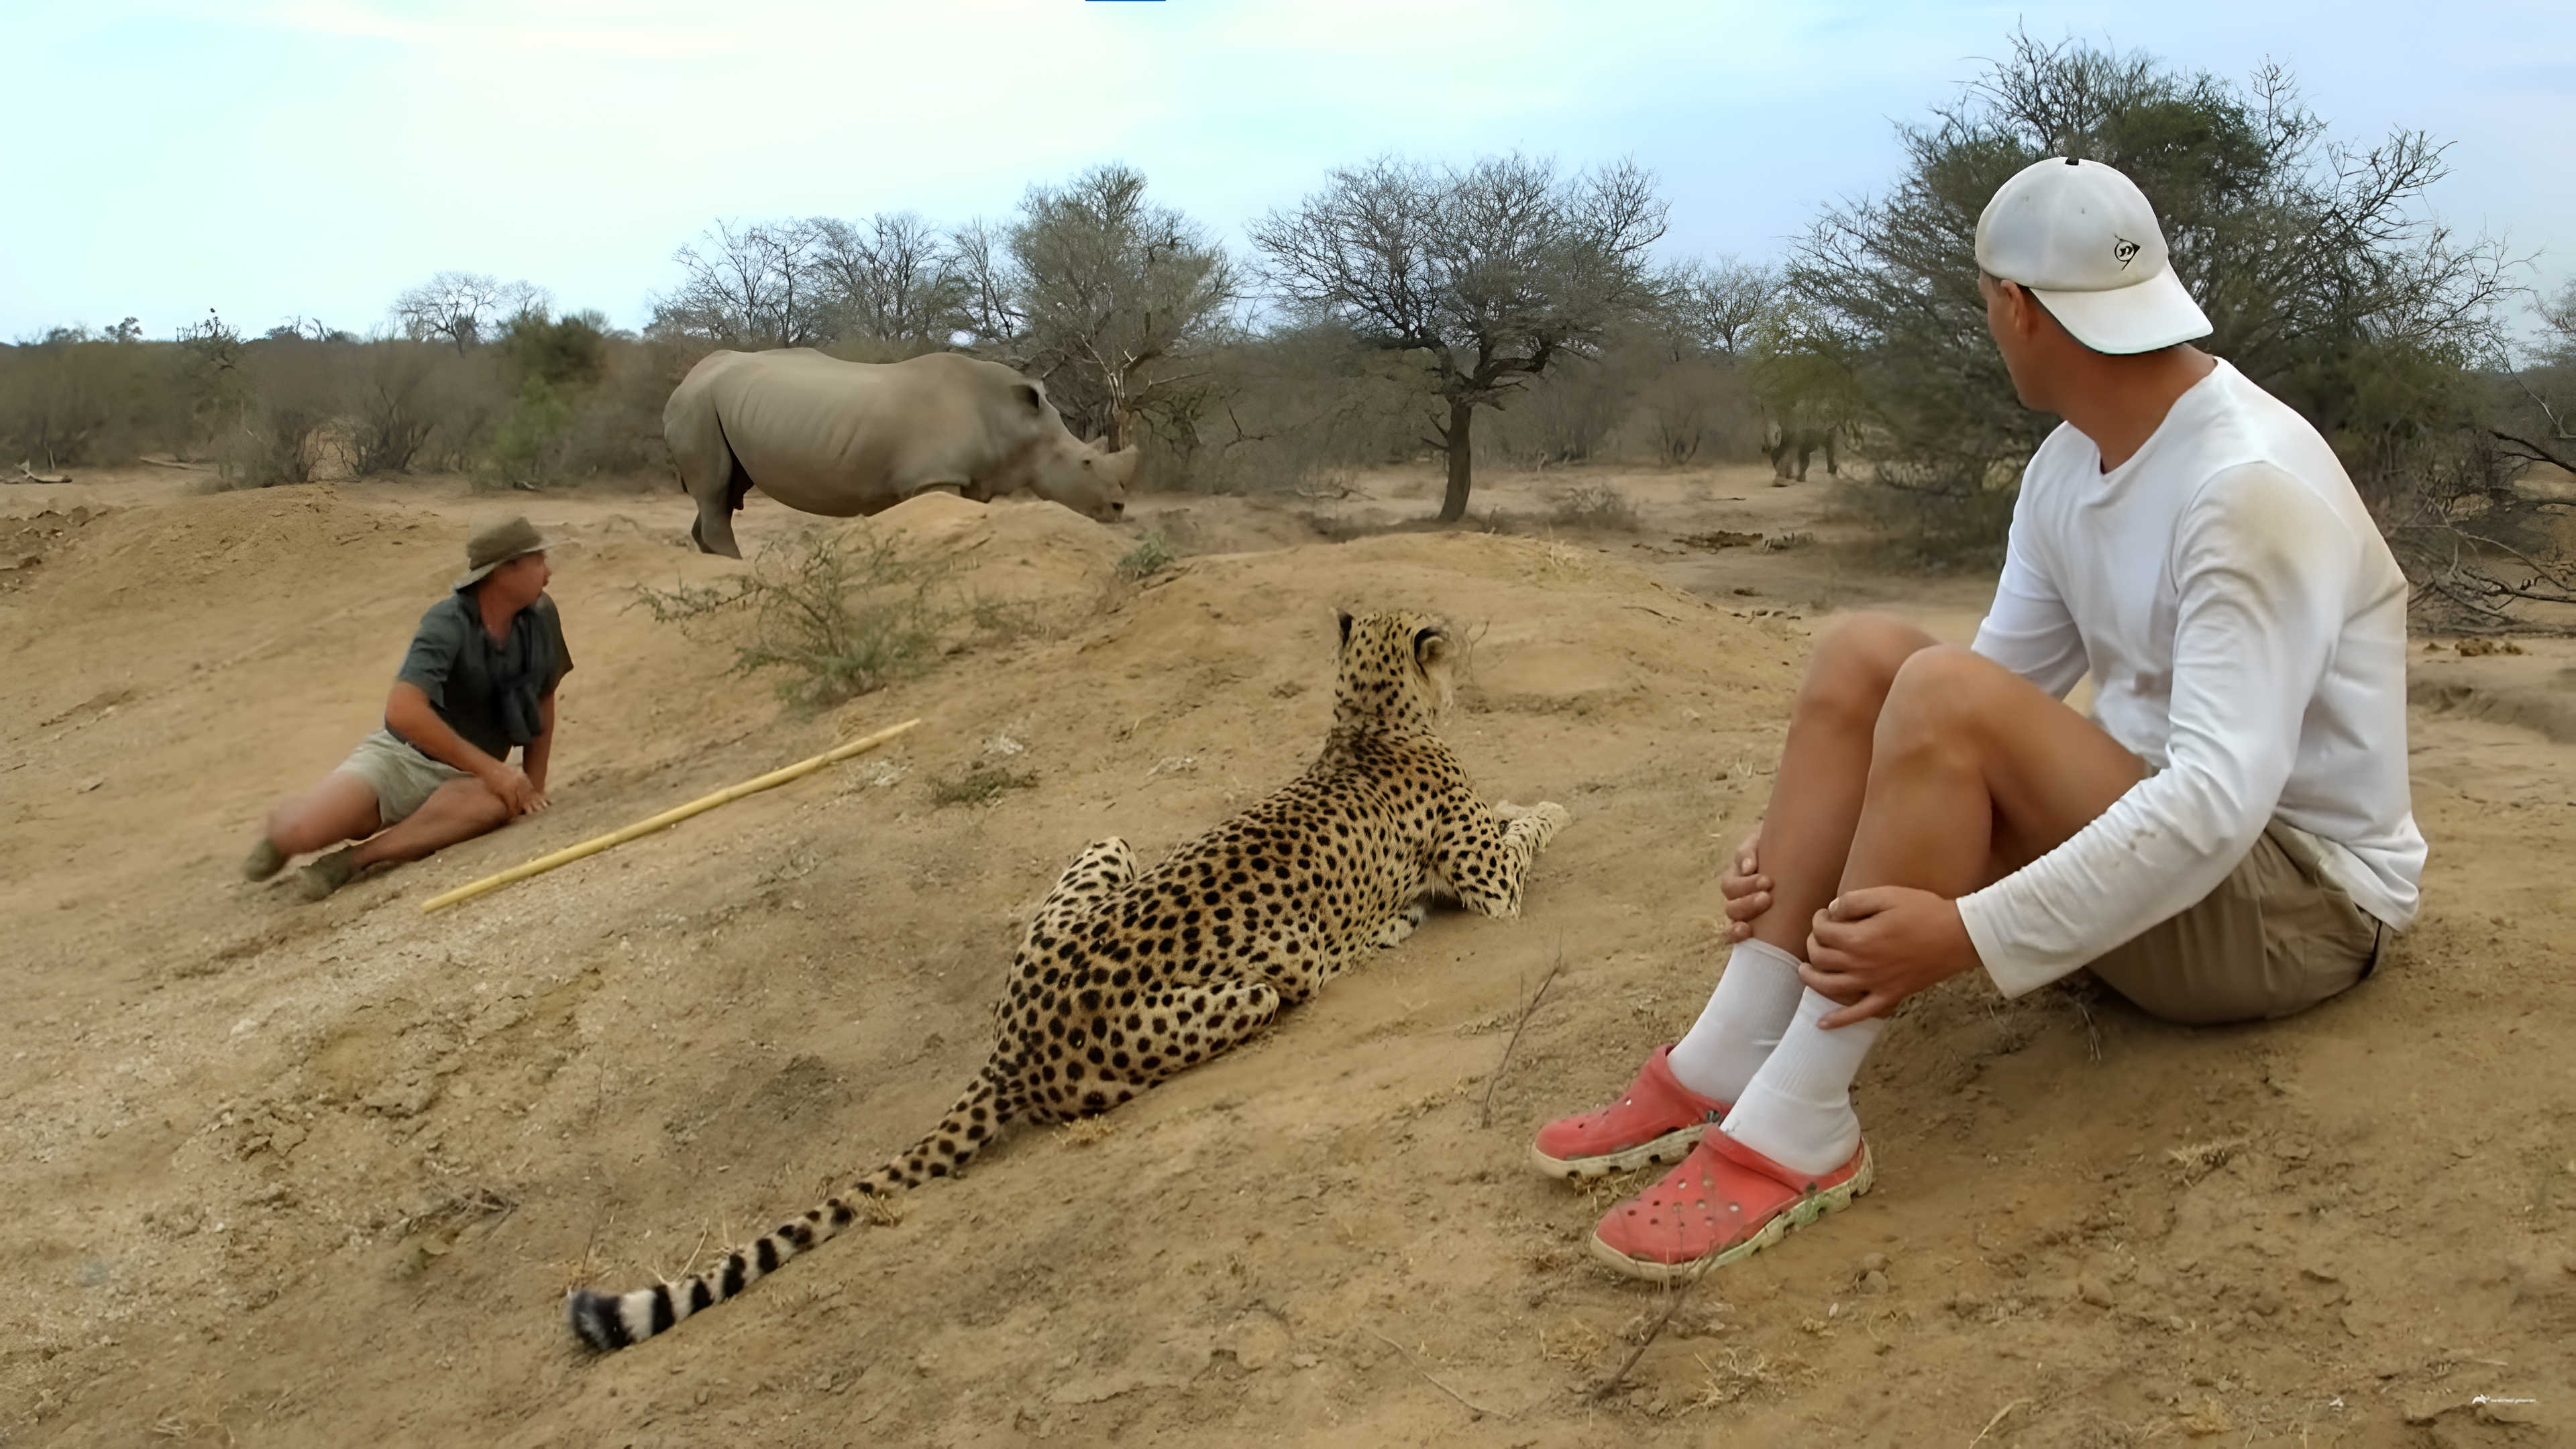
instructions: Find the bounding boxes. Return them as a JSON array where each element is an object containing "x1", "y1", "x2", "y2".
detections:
[{"x1": 2, "y1": 469, "x2": 2570, "y2": 1448}]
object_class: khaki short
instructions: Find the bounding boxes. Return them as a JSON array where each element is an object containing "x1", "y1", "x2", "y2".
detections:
[
  {"x1": 334, "y1": 727, "x2": 472, "y2": 827},
  {"x1": 2084, "y1": 820, "x2": 2389, "y2": 1026}
]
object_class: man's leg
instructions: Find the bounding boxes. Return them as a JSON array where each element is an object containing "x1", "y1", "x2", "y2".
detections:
[
  {"x1": 262, "y1": 773, "x2": 385, "y2": 859},
  {"x1": 348, "y1": 777, "x2": 514, "y2": 869},
  {"x1": 1726, "y1": 643, "x2": 2145, "y2": 1162},
  {"x1": 1841, "y1": 643, "x2": 2146, "y2": 897},
  {"x1": 1591, "y1": 630, "x2": 2145, "y2": 1277},
  {"x1": 1543, "y1": 616, "x2": 1948, "y2": 1181},
  {"x1": 1664, "y1": 614, "x2": 1938, "y2": 1100}
]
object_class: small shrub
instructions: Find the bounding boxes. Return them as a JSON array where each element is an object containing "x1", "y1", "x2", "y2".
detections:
[
  {"x1": 630, "y1": 525, "x2": 967, "y2": 708},
  {"x1": 1116, "y1": 528, "x2": 1178, "y2": 580},
  {"x1": 1547, "y1": 481, "x2": 1637, "y2": 529},
  {"x1": 928, "y1": 761, "x2": 1036, "y2": 807},
  {"x1": 966, "y1": 594, "x2": 1046, "y2": 643},
  {"x1": 488, "y1": 376, "x2": 574, "y2": 488},
  {"x1": 1759, "y1": 530, "x2": 1815, "y2": 551},
  {"x1": 246, "y1": 402, "x2": 335, "y2": 484}
]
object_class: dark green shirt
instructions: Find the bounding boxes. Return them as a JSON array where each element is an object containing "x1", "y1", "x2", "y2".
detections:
[{"x1": 390, "y1": 591, "x2": 573, "y2": 761}]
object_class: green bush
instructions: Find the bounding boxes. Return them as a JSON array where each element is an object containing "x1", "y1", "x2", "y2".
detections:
[
  {"x1": 1116, "y1": 529, "x2": 1178, "y2": 580},
  {"x1": 631, "y1": 526, "x2": 983, "y2": 708}
]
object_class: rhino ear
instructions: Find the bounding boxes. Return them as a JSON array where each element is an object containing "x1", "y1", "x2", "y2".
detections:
[{"x1": 1016, "y1": 382, "x2": 1044, "y2": 414}]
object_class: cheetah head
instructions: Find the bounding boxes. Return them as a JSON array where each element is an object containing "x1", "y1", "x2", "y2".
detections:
[{"x1": 1332, "y1": 609, "x2": 1456, "y2": 728}]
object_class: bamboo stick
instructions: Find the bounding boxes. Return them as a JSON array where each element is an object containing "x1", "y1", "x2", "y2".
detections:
[{"x1": 419, "y1": 717, "x2": 922, "y2": 913}]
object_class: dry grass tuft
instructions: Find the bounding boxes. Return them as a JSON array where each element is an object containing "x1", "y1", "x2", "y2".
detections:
[
  {"x1": 1684, "y1": 1347, "x2": 1805, "y2": 1409},
  {"x1": 1057, "y1": 1116, "x2": 1119, "y2": 1148},
  {"x1": 2165, "y1": 1138, "x2": 2249, "y2": 1185}
]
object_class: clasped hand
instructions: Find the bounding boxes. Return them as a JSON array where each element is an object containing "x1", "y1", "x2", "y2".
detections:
[
  {"x1": 1719, "y1": 826, "x2": 1980, "y2": 1028},
  {"x1": 484, "y1": 763, "x2": 551, "y2": 816}
]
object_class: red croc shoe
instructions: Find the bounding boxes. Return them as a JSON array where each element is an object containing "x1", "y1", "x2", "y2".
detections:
[
  {"x1": 1588, "y1": 1129, "x2": 1874, "y2": 1283},
  {"x1": 1527, "y1": 1045, "x2": 1731, "y2": 1181}
]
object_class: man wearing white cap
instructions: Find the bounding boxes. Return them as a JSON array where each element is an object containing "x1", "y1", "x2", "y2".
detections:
[
  {"x1": 1527, "y1": 158, "x2": 2423, "y2": 1279},
  {"x1": 241, "y1": 514, "x2": 575, "y2": 901}
]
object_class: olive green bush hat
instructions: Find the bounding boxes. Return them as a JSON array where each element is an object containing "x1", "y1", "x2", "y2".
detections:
[{"x1": 454, "y1": 515, "x2": 553, "y2": 589}]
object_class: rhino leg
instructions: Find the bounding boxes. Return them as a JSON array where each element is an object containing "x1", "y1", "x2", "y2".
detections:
[
  {"x1": 669, "y1": 395, "x2": 748, "y2": 558},
  {"x1": 692, "y1": 484, "x2": 744, "y2": 559}
]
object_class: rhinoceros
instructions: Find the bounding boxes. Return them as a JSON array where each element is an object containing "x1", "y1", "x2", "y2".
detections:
[{"x1": 665, "y1": 348, "x2": 1138, "y2": 557}]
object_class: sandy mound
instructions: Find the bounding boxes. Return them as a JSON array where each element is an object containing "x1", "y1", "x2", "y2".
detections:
[
  {"x1": 847, "y1": 491, "x2": 1134, "y2": 608},
  {"x1": 3, "y1": 474, "x2": 2571, "y2": 1447}
]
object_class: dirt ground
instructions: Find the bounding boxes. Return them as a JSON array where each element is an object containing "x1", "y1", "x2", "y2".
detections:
[{"x1": 3, "y1": 459, "x2": 2571, "y2": 1448}]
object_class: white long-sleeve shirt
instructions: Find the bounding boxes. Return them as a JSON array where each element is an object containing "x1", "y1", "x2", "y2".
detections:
[{"x1": 1960, "y1": 360, "x2": 2426, "y2": 998}]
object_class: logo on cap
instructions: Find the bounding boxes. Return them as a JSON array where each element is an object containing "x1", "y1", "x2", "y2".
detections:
[{"x1": 2111, "y1": 236, "x2": 2141, "y2": 269}]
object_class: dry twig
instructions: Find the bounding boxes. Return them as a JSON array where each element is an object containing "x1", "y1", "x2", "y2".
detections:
[
  {"x1": 1591, "y1": 1277, "x2": 1692, "y2": 1400},
  {"x1": 1479, "y1": 939, "x2": 1564, "y2": 1128},
  {"x1": 1365, "y1": 1328, "x2": 1510, "y2": 1419},
  {"x1": 1969, "y1": 1396, "x2": 2029, "y2": 1444}
]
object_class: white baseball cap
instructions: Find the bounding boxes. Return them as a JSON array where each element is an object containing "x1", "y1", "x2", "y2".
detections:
[{"x1": 1975, "y1": 156, "x2": 2212, "y2": 355}]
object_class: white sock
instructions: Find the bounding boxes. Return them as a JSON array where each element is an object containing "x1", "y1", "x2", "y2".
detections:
[
  {"x1": 1664, "y1": 938, "x2": 1808, "y2": 1104},
  {"x1": 1721, "y1": 987, "x2": 1885, "y2": 1177}
]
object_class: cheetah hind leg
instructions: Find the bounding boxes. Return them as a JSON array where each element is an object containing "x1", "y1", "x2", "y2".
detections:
[
  {"x1": 1028, "y1": 837, "x2": 1138, "y2": 938},
  {"x1": 1088, "y1": 978, "x2": 1284, "y2": 1105}
]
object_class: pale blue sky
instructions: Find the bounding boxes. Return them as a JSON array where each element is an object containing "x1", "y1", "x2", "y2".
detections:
[{"x1": 4, "y1": 1, "x2": 2569, "y2": 344}]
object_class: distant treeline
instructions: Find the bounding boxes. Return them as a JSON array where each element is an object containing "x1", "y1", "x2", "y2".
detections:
[{"x1": 6, "y1": 32, "x2": 2571, "y2": 620}]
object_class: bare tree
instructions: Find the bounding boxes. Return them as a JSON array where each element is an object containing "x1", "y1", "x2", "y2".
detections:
[
  {"x1": 392, "y1": 272, "x2": 547, "y2": 354},
  {"x1": 2491, "y1": 278, "x2": 2576, "y2": 477},
  {"x1": 949, "y1": 216, "x2": 1026, "y2": 350},
  {"x1": 2542, "y1": 280, "x2": 2576, "y2": 359},
  {"x1": 971, "y1": 164, "x2": 1240, "y2": 451},
  {"x1": 810, "y1": 212, "x2": 966, "y2": 347},
  {"x1": 651, "y1": 220, "x2": 829, "y2": 350},
  {"x1": 1253, "y1": 154, "x2": 1669, "y2": 521},
  {"x1": 1660, "y1": 254, "x2": 1782, "y2": 359}
]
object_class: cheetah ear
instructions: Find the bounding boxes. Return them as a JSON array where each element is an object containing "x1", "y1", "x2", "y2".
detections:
[
  {"x1": 1336, "y1": 609, "x2": 1355, "y2": 649},
  {"x1": 1412, "y1": 625, "x2": 1448, "y2": 671}
]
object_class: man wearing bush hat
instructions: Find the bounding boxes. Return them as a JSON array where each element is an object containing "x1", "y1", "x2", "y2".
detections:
[
  {"x1": 242, "y1": 513, "x2": 574, "y2": 900},
  {"x1": 1531, "y1": 157, "x2": 2422, "y2": 1279}
]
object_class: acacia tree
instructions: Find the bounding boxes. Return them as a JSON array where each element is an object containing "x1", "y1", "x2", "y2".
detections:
[
  {"x1": 1252, "y1": 154, "x2": 1668, "y2": 521},
  {"x1": 1660, "y1": 254, "x2": 1780, "y2": 360},
  {"x1": 957, "y1": 164, "x2": 1240, "y2": 450},
  {"x1": 651, "y1": 220, "x2": 830, "y2": 350},
  {"x1": 1790, "y1": 31, "x2": 2520, "y2": 570},
  {"x1": 811, "y1": 212, "x2": 967, "y2": 347},
  {"x1": 393, "y1": 272, "x2": 547, "y2": 353},
  {"x1": 2493, "y1": 279, "x2": 2576, "y2": 476}
]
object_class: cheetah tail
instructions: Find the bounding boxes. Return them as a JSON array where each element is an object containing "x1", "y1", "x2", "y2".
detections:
[{"x1": 564, "y1": 1071, "x2": 1012, "y2": 1352}]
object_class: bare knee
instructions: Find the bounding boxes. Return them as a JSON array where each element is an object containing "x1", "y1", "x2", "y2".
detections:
[
  {"x1": 1796, "y1": 613, "x2": 1940, "y2": 727},
  {"x1": 462, "y1": 782, "x2": 516, "y2": 831},
  {"x1": 267, "y1": 774, "x2": 379, "y2": 853},
  {"x1": 1875, "y1": 645, "x2": 2005, "y2": 755}
]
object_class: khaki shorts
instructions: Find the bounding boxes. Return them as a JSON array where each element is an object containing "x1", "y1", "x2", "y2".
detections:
[
  {"x1": 2085, "y1": 820, "x2": 2389, "y2": 1026},
  {"x1": 334, "y1": 727, "x2": 472, "y2": 827}
]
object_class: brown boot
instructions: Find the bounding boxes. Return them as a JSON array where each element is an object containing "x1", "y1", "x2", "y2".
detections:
[
  {"x1": 297, "y1": 847, "x2": 358, "y2": 902},
  {"x1": 241, "y1": 838, "x2": 287, "y2": 881}
]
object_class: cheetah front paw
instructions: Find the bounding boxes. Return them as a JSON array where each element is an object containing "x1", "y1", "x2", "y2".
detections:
[
  {"x1": 1509, "y1": 801, "x2": 1570, "y2": 851},
  {"x1": 1372, "y1": 897, "x2": 1432, "y2": 948}
]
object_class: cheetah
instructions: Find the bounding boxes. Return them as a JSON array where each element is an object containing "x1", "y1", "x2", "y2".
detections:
[{"x1": 566, "y1": 609, "x2": 1568, "y2": 1350}]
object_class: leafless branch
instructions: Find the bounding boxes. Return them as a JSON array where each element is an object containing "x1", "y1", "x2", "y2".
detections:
[
  {"x1": 1364, "y1": 1328, "x2": 1511, "y2": 1419},
  {"x1": 1479, "y1": 940, "x2": 1564, "y2": 1128}
]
